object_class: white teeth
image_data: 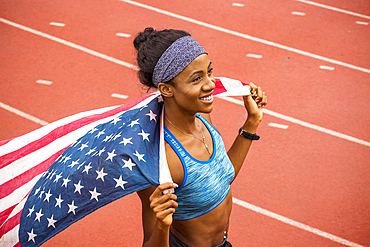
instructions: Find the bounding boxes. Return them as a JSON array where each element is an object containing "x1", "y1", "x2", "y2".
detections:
[{"x1": 200, "y1": 95, "x2": 213, "y2": 102}]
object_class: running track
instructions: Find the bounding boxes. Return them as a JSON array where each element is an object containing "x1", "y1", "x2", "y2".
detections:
[{"x1": 0, "y1": 0, "x2": 369, "y2": 246}]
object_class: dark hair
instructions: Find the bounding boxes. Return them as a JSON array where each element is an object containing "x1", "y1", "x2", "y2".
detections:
[{"x1": 134, "y1": 27, "x2": 191, "y2": 88}]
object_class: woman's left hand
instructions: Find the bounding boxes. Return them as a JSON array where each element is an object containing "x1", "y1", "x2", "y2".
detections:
[{"x1": 243, "y1": 82, "x2": 267, "y2": 123}]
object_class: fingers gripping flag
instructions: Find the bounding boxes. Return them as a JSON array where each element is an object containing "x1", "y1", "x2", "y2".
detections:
[{"x1": 0, "y1": 77, "x2": 249, "y2": 247}]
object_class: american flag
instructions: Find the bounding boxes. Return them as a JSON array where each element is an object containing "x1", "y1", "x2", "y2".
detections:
[{"x1": 0, "y1": 77, "x2": 249, "y2": 247}]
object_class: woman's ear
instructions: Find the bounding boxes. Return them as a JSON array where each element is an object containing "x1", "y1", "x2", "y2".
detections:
[{"x1": 158, "y1": 83, "x2": 174, "y2": 98}]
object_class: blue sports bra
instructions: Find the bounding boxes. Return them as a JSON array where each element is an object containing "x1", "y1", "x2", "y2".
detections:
[{"x1": 164, "y1": 114, "x2": 235, "y2": 220}]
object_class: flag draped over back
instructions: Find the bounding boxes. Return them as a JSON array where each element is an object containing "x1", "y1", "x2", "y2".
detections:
[{"x1": 0, "y1": 77, "x2": 249, "y2": 247}]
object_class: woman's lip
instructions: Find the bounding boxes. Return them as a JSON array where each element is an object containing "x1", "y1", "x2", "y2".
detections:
[{"x1": 200, "y1": 94, "x2": 214, "y2": 102}]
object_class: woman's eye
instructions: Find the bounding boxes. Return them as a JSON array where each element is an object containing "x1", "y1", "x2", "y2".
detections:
[
  {"x1": 192, "y1": 76, "x2": 201, "y2": 82},
  {"x1": 208, "y1": 68, "x2": 213, "y2": 74}
]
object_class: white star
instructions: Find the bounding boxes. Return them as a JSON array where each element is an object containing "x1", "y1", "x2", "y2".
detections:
[
  {"x1": 120, "y1": 137, "x2": 133, "y2": 146},
  {"x1": 38, "y1": 190, "x2": 44, "y2": 199},
  {"x1": 55, "y1": 194, "x2": 63, "y2": 208},
  {"x1": 96, "y1": 168, "x2": 108, "y2": 182},
  {"x1": 85, "y1": 147, "x2": 96, "y2": 156},
  {"x1": 106, "y1": 149, "x2": 117, "y2": 162},
  {"x1": 133, "y1": 150, "x2": 146, "y2": 162},
  {"x1": 82, "y1": 163, "x2": 92, "y2": 174},
  {"x1": 68, "y1": 159, "x2": 79, "y2": 168},
  {"x1": 77, "y1": 161, "x2": 85, "y2": 170},
  {"x1": 34, "y1": 209, "x2": 44, "y2": 222},
  {"x1": 138, "y1": 130, "x2": 150, "y2": 142},
  {"x1": 44, "y1": 190, "x2": 52, "y2": 202},
  {"x1": 88, "y1": 127, "x2": 98, "y2": 134},
  {"x1": 103, "y1": 134, "x2": 113, "y2": 142},
  {"x1": 89, "y1": 187, "x2": 101, "y2": 202},
  {"x1": 98, "y1": 147, "x2": 105, "y2": 156},
  {"x1": 111, "y1": 116, "x2": 121, "y2": 125},
  {"x1": 62, "y1": 155, "x2": 71, "y2": 164},
  {"x1": 78, "y1": 142, "x2": 89, "y2": 151},
  {"x1": 74, "y1": 180, "x2": 84, "y2": 194},
  {"x1": 113, "y1": 132, "x2": 122, "y2": 141},
  {"x1": 72, "y1": 139, "x2": 81, "y2": 148},
  {"x1": 47, "y1": 215, "x2": 57, "y2": 228},
  {"x1": 114, "y1": 175, "x2": 128, "y2": 190},
  {"x1": 62, "y1": 177, "x2": 71, "y2": 188},
  {"x1": 122, "y1": 158, "x2": 136, "y2": 171},
  {"x1": 34, "y1": 187, "x2": 41, "y2": 196},
  {"x1": 27, "y1": 229, "x2": 37, "y2": 243},
  {"x1": 67, "y1": 200, "x2": 78, "y2": 215},
  {"x1": 95, "y1": 130, "x2": 105, "y2": 138},
  {"x1": 49, "y1": 171, "x2": 56, "y2": 180},
  {"x1": 53, "y1": 172, "x2": 63, "y2": 183},
  {"x1": 146, "y1": 110, "x2": 157, "y2": 122},
  {"x1": 27, "y1": 205, "x2": 35, "y2": 217},
  {"x1": 128, "y1": 119, "x2": 140, "y2": 127}
]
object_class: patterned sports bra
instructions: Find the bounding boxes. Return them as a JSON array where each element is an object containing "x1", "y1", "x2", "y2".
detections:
[{"x1": 164, "y1": 114, "x2": 235, "y2": 220}]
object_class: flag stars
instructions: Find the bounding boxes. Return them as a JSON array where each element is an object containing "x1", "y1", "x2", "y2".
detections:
[
  {"x1": 103, "y1": 134, "x2": 113, "y2": 142},
  {"x1": 44, "y1": 190, "x2": 52, "y2": 202},
  {"x1": 146, "y1": 110, "x2": 157, "y2": 122},
  {"x1": 96, "y1": 168, "x2": 108, "y2": 182},
  {"x1": 67, "y1": 200, "x2": 78, "y2": 215},
  {"x1": 34, "y1": 209, "x2": 44, "y2": 222},
  {"x1": 111, "y1": 116, "x2": 121, "y2": 125},
  {"x1": 68, "y1": 159, "x2": 79, "y2": 168},
  {"x1": 120, "y1": 137, "x2": 133, "y2": 146},
  {"x1": 62, "y1": 155, "x2": 72, "y2": 164},
  {"x1": 78, "y1": 142, "x2": 89, "y2": 151},
  {"x1": 114, "y1": 175, "x2": 128, "y2": 190},
  {"x1": 47, "y1": 215, "x2": 57, "y2": 228},
  {"x1": 27, "y1": 205, "x2": 35, "y2": 217},
  {"x1": 88, "y1": 127, "x2": 98, "y2": 134},
  {"x1": 74, "y1": 180, "x2": 84, "y2": 194},
  {"x1": 82, "y1": 163, "x2": 92, "y2": 174},
  {"x1": 34, "y1": 187, "x2": 41, "y2": 196},
  {"x1": 122, "y1": 158, "x2": 136, "y2": 171},
  {"x1": 38, "y1": 190, "x2": 44, "y2": 199},
  {"x1": 53, "y1": 172, "x2": 63, "y2": 183},
  {"x1": 113, "y1": 132, "x2": 122, "y2": 141},
  {"x1": 95, "y1": 130, "x2": 105, "y2": 138},
  {"x1": 27, "y1": 229, "x2": 37, "y2": 243},
  {"x1": 85, "y1": 147, "x2": 96, "y2": 156},
  {"x1": 89, "y1": 187, "x2": 101, "y2": 201},
  {"x1": 55, "y1": 194, "x2": 63, "y2": 208},
  {"x1": 133, "y1": 150, "x2": 146, "y2": 162},
  {"x1": 98, "y1": 147, "x2": 105, "y2": 156},
  {"x1": 138, "y1": 129, "x2": 150, "y2": 142},
  {"x1": 106, "y1": 149, "x2": 117, "y2": 162},
  {"x1": 128, "y1": 119, "x2": 140, "y2": 127},
  {"x1": 62, "y1": 177, "x2": 71, "y2": 188}
]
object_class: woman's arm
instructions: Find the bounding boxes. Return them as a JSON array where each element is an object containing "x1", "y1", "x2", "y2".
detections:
[
  {"x1": 227, "y1": 83, "x2": 267, "y2": 179},
  {"x1": 137, "y1": 182, "x2": 178, "y2": 247}
]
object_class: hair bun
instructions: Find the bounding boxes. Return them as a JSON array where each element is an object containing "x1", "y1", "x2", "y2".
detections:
[{"x1": 134, "y1": 27, "x2": 156, "y2": 50}]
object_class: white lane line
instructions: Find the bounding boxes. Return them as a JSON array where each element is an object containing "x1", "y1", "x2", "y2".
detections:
[
  {"x1": 320, "y1": 65, "x2": 335, "y2": 70},
  {"x1": 295, "y1": 0, "x2": 370, "y2": 20},
  {"x1": 111, "y1": 93, "x2": 129, "y2": 99},
  {"x1": 0, "y1": 18, "x2": 138, "y2": 71},
  {"x1": 356, "y1": 21, "x2": 369, "y2": 25},
  {"x1": 232, "y1": 3, "x2": 244, "y2": 7},
  {"x1": 0, "y1": 102, "x2": 49, "y2": 126},
  {"x1": 218, "y1": 96, "x2": 370, "y2": 147},
  {"x1": 292, "y1": 11, "x2": 306, "y2": 16},
  {"x1": 116, "y1": 33, "x2": 131, "y2": 37},
  {"x1": 36, "y1": 79, "x2": 53, "y2": 85},
  {"x1": 49, "y1": 22, "x2": 65, "y2": 27},
  {"x1": 232, "y1": 197, "x2": 365, "y2": 247},
  {"x1": 246, "y1": 54, "x2": 263, "y2": 59},
  {"x1": 118, "y1": 0, "x2": 370, "y2": 74},
  {"x1": 1, "y1": 17, "x2": 369, "y2": 149},
  {"x1": 268, "y1": 123, "x2": 289, "y2": 129}
]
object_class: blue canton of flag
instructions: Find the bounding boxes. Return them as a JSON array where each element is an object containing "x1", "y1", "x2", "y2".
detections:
[{"x1": 19, "y1": 96, "x2": 164, "y2": 246}]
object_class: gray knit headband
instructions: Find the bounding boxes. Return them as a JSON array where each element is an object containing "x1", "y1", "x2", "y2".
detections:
[{"x1": 152, "y1": 36, "x2": 207, "y2": 86}]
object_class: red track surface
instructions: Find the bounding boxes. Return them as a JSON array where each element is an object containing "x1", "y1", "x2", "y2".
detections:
[{"x1": 1, "y1": 0, "x2": 369, "y2": 246}]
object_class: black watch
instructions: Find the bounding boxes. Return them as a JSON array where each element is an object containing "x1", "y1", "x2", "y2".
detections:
[{"x1": 239, "y1": 128, "x2": 260, "y2": 140}]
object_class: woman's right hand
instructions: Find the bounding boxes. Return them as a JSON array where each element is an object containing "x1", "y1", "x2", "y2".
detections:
[{"x1": 149, "y1": 182, "x2": 179, "y2": 227}]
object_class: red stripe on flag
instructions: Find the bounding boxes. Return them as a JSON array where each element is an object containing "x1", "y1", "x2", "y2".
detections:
[
  {"x1": 0, "y1": 209, "x2": 21, "y2": 237},
  {"x1": 0, "y1": 137, "x2": 14, "y2": 146},
  {"x1": 0, "y1": 148, "x2": 68, "y2": 200},
  {"x1": 212, "y1": 78, "x2": 227, "y2": 95},
  {"x1": 0, "y1": 205, "x2": 16, "y2": 228}
]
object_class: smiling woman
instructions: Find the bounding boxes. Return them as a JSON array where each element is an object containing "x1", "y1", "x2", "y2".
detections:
[{"x1": 134, "y1": 27, "x2": 267, "y2": 247}]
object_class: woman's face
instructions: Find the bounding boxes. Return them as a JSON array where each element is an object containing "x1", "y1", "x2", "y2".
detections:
[{"x1": 170, "y1": 54, "x2": 216, "y2": 115}]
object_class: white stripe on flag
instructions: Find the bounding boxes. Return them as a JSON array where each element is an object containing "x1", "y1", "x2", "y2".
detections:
[{"x1": 1, "y1": 224, "x2": 19, "y2": 247}]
